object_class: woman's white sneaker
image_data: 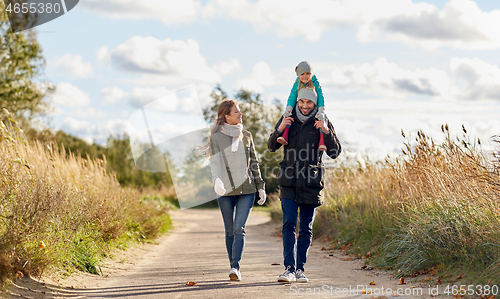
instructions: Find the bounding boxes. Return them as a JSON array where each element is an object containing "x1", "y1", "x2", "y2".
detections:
[
  {"x1": 229, "y1": 268, "x2": 241, "y2": 281},
  {"x1": 295, "y1": 269, "x2": 309, "y2": 283}
]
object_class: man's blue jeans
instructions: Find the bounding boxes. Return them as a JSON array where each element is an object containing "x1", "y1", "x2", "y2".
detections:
[
  {"x1": 217, "y1": 193, "x2": 255, "y2": 270},
  {"x1": 281, "y1": 198, "x2": 317, "y2": 272}
]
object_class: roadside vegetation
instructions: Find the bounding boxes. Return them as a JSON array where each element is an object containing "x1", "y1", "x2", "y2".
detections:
[{"x1": 0, "y1": 112, "x2": 174, "y2": 284}]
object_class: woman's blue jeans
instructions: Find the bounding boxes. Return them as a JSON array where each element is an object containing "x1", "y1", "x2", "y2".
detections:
[
  {"x1": 217, "y1": 193, "x2": 255, "y2": 270},
  {"x1": 281, "y1": 198, "x2": 317, "y2": 272}
]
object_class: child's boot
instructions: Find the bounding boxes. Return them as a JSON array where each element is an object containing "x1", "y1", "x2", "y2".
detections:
[
  {"x1": 316, "y1": 109, "x2": 327, "y2": 151},
  {"x1": 277, "y1": 126, "x2": 290, "y2": 145},
  {"x1": 278, "y1": 106, "x2": 293, "y2": 145},
  {"x1": 318, "y1": 131, "x2": 326, "y2": 151}
]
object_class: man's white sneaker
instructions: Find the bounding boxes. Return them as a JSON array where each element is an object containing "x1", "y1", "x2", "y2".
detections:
[
  {"x1": 295, "y1": 269, "x2": 309, "y2": 283},
  {"x1": 229, "y1": 268, "x2": 241, "y2": 281},
  {"x1": 277, "y1": 267, "x2": 296, "y2": 282}
]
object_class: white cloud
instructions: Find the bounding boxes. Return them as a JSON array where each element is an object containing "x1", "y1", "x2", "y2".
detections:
[
  {"x1": 73, "y1": 108, "x2": 107, "y2": 119},
  {"x1": 63, "y1": 117, "x2": 89, "y2": 134},
  {"x1": 213, "y1": 59, "x2": 242, "y2": 76},
  {"x1": 236, "y1": 79, "x2": 264, "y2": 93},
  {"x1": 204, "y1": 0, "x2": 338, "y2": 41},
  {"x1": 326, "y1": 57, "x2": 500, "y2": 102},
  {"x1": 328, "y1": 57, "x2": 451, "y2": 99},
  {"x1": 96, "y1": 46, "x2": 111, "y2": 67},
  {"x1": 327, "y1": 97, "x2": 500, "y2": 156},
  {"x1": 472, "y1": 120, "x2": 500, "y2": 146},
  {"x1": 60, "y1": 117, "x2": 129, "y2": 145},
  {"x1": 376, "y1": 0, "x2": 500, "y2": 50},
  {"x1": 47, "y1": 106, "x2": 64, "y2": 116},
  {"x1": 205, "y1": 0, "x2": 500, "y2": 50},
  {"x1": 128, "y1": 84, "x2": 212, "y2": 111},
  {"x1": 450, "y1": 57, "x2": 500, "y2": 101},
  {"x1": 101, "y1": 87, "x2": 127, "y2": 104},
  {"x1": 100, "y1": 119, "x2": 129, "y2": 139},
  {"x1": 203, "y1": 0, "x2": 435, "y2": 41},
  {"x1": 52, "y1": 83, "x2": 90, "y2": 107},
  {"x1": 236, "y1": 61, "x2": 275, "y2": 93},
  {"x1": 130, "y1": 87, "x2": 173, "y2": 107},
  {"x1": 109, "y1": 37, "x2": 221, "y2": 83},
  {"x1": 80, "y1": 0, "x2": 200, "y2": 26},
  {"x1": 195, "y1": 83, "x2": 214, "y2": 108},
  {"x1": 334, "y1": 118, "x2": 397, "y2": 161},
  {"x1": 49, "y1": 54, "x2": 93, "y2": 77}
]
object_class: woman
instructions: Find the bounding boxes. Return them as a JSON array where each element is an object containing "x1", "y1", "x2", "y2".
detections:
[{"x1": 208, "y1": 99, "x2": 266, "y2": 281}]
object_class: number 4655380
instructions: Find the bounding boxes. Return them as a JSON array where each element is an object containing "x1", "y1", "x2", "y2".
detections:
[{"x1": 6, "y1": 2, "x2": 62, "y2": 14}]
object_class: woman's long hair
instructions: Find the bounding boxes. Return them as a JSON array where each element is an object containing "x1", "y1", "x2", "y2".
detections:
[{"x1": 199, "y1": 99, "x2": 237, "y2": 156}]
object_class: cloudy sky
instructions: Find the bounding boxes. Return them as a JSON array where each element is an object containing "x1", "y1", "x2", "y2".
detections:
[{"x1": 36, "y1": 0, "x2": 500, "y2": 160}]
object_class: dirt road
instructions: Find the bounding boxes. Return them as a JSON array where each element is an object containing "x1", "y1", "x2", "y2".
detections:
[{"x1": 6, "y1": 209, "x2": 437, "y2": 299}]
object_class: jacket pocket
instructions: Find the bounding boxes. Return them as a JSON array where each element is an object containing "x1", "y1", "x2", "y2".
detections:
[
  {"x1": 277, "y1": 161, "x2": 296, "y2": 187},
  {"x1": 305, "y1": 164, "x2": 324, "y2": 188}
]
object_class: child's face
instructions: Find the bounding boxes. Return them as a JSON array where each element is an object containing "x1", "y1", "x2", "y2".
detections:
[
  {"x1": 299, "y1": 72, "x2": 312, "y2": 84},
  {"x1": 225, "y1": 104, "x2": 243, "y2": 125}
]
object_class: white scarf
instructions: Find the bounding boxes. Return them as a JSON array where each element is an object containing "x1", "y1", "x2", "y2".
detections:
[{"x1": 220, "y1": 123, "x2": 244, "y2": 152}]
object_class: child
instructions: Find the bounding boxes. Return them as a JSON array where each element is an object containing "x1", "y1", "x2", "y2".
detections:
[{"x1": 277, "y1": 61, "x2": 327, "y2": 150}]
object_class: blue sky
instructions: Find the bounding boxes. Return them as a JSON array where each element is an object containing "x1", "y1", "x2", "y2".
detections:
[{"x1": 32, "y1": 0, "x2": 500, "y2": 161}]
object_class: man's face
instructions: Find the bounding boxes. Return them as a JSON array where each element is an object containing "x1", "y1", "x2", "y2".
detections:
[{"x1": 298, "y1": 98, "x2": 315, "y2": 116}]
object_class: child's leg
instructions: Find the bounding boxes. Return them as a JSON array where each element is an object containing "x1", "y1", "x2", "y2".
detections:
[
  {"x1": 316, "y1": 111, "x2": 327, "y2": 151},
  {"x1": 278, "y1": 106, "x2": 294, "y2": 145},
  {"x1": 277, "y1": 125, "x2": 290, "y2": 145},
  {"x1": 318, "y1": 130, "x2": 326, "y2": 151}
]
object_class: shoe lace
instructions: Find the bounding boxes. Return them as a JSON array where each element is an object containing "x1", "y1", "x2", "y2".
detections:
[
  {"x1": 296, "y1": 269, "x2": 305, "y2": 277},
  {"x1": 281, "y1": 266, "x2": 293, "y2": 276}
]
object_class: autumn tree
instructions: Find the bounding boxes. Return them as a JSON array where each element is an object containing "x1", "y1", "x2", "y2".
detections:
[{"x1": 0, "y1": 1, "x2": 54, "y2": 121}]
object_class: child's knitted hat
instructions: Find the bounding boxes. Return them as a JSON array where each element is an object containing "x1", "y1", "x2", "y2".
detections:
[
  {"x1": 297, "y1": 87, "x2": 317, "y2": 106},
  {"x1": 295, "y1": 61, "x2": 312, "y2": 76}
]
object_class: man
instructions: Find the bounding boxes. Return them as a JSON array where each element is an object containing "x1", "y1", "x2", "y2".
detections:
[{"x1": 268, "y1": 87, "x2": 341, "y2": 283}]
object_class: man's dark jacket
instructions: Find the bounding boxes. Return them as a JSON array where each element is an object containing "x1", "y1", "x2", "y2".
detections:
[{"x1": 267, "y1": 109, "x2": 341, "y2": 205}]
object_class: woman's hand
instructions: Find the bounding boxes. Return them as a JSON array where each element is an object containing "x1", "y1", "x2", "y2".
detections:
[
  {"x1": 314, "y1": 119, "x2": 329, "y2": 134},
  {"x1": 257, "y1": 189, "x2": 266, "y2": 205},
  {"x1": 278, "y1": 117, "x2": 294, "y2": 131},
  {"x1": 214, "y1": 178, "x2": 226, "y2": 196}
]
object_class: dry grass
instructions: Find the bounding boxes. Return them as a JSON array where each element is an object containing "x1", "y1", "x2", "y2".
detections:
[{"x1": 0, "y1": 114, "x2": 172, "y2": 284}]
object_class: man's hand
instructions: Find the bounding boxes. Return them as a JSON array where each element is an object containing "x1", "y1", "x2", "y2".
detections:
[{"x1": 278, "y1": 117, "x2": 294, "y2": 132}]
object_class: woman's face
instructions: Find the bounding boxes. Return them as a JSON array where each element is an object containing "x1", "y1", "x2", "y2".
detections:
[
  {"x1": 225, "y1": 104, "x2": 243, "y2": 125},
  {"x1": 298, "y1": 98, "x2": 315, "y2": 116},
  {"x1": 299, "y1": 72, "x2": 312, "y2": 84}
]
